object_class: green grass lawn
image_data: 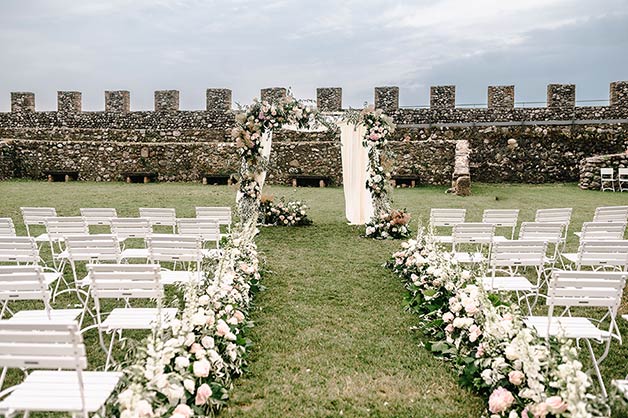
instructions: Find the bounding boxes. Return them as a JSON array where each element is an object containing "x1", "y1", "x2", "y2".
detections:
[{"x1": 1, "y1": 180, "x2": 627, "y2": 417}]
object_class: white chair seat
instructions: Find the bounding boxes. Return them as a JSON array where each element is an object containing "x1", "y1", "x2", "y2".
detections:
[
  {"x1": 524, "y1": 316, "x2": 609, "y2": 340},
  {"x1": 43, "y1": 272, "x2": 62, "y2": 285},
  {"x1": 492, "y1": 236, "x2": 509, "y2": 243},
  {"x1": 160, "y1": 270, "x2": 204, "y2": 285},
  {"x1": 100, "y1": 307, "x2": 177, "y2": 331},
  {"x1": 0, "y1": 370, "x2": 122, "y2": 413},
  {"x1": 7, "y1": 309, "x2": 82, "y2": 322},
  {"x1": 481, "y1": 276, "x2": 536, "y2": 291},
  {"x1": 452, "y1": 252, "x2": 485, "y2": 264},
  {"x1": 574, "y1": 231, "x2": 582, "y2": 238},
  {"x1": 433, "y1": 235, "x2": 453, "y2": 244},
  {"x1": 119, "y1": 248, "x2": 150, "y2": 260},
  {"x1": 561, "y1": 253, "x2": 577, "y2": 264},
  {"x1": 33, "y1": 234, "x2": 49, "y2": 243}
]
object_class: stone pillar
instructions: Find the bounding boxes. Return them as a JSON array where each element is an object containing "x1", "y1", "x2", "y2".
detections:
[
  {"x1": 547, "y1": 84, "x2": 575, "y2": 108},
  {"x1": 610, "y1": 81, "x2": 628, "y2": 108},
  {"x1": 316, "y1": 87, "x2": 342, "y2": 112},
  {"x1": 451, "y1": 140, "x2": 471, "y2": 196},
  {"x1": 430, "y1": 85, "x2": 456, "y2": 109},
  {"x1": 154, "y1": 90, "x2": 179, "y2": 111},
  {"x1": 105, "y1": 90, "x2": 130, "y2": 113},
  {"x1": 206, "y1": 88, "x2": 232, "y2": 111},
  {"x1": 374, "y1": 87, "x2": 399, "y2": 114},
  {"x1": 11, "y1": 92, "x2": 35, "y2": 112},
  {"x1": 261, "y1": 87, "x2": 287, "y2": 104},
  {"x1": 57, "y1": 91, "x2": 82, "y2": 113},
  {"x1": 487, "y1": 85, "x2": 514, "y2": 109}
]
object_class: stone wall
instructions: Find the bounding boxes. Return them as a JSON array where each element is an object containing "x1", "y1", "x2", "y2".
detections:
[
  {"x1": 0, "y1": 140, "x2": 15, "y2": 180},
  {"x1": 579, "y1": 152, "x2": 628, "y2": 190}
]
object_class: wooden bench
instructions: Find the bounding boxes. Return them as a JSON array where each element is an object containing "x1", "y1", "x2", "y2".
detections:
[
  {"x1": 123, "y1": 172, "x2": 158, "y2": 184},
  {"x1": 202, "y1": 174, "x2": 236, "y2": 186},
  {"x1": 391, "y1": 175, "x2": 419, "y2": 188},
  {"x1": 291, "y1": 175, "x2": 331, "y2": 188},
  {"x1": 43, "y1": 170, "x2": 79, "y2": 182}
]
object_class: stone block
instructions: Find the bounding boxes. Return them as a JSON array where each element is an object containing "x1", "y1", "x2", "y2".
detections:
[
  {"x1": 430, "y1": 85, "x2": 456, "y2": 109},
  {"x1": 11, "y1": 92, "x2": 35, "y2": 112},
  {"x1": 487, "y1": 85, "x2": 514, "y2": 109},
  {"x1": 374, "y1": 87, "x2": 399, "y2": 114},
  {"x1": 105, "y1": 90, "x2": 130, "y2": 113},
  {"x1": 154, "y1": 90, "x2": 179, "y2": 111},
  {"x1": 316, "y1": 87, "x2": 342, "y2": 112},
  {"x1": 610, "y1": 81, "x2": 628, "y2": 108},
  {"x1": 57, "y1": 91, "x2": 82, "y2": 113},
  {"x1": 547, "y1": 84, "x2": 575, "y2": 108},
  {"x1": 261, "y1": 87, "x2": 287, "y2": 104},
  {"x1": 206, "y1": 89, "x2": 232, "y2": 111}
]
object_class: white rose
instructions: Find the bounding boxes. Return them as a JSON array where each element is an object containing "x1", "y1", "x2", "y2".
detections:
[
  {"x1": 201, "y1": 336, "x2": 215, "y2": 349},
  {"x1": 183, "y1": 378, "x2": 195, "y2": 393},
  {"x1": 174, "y1": 356, "x2": 189, "y2": 370}
]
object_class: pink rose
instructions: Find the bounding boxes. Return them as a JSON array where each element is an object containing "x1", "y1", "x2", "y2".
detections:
[
  {"x1": 442, "y1": 312, "x2": 454, "y2": 322},
  {"x1": 545, "y1": 396, "x2": 567, "y2": 414},
  {"x1": 216, "y1": 319, "x2": 230, "y2": 337},
  {"x1": 136, "y1": 399, "x2": 153, "y2": 417},
  {"x1": 464, "y1": 303, "x2": 479, "y2": 315},
  {"x1": 195, "y1": 383, "x2": 212, "y2": 405},
  {"x1": 532, "y1": 402, "x2": 549, "y2": 418},
  {"x1": 488, "y1": 387, "x2": 515, "y2": 414},
  {"x1": 445, "y1": 323, "x2": 454, "y2": 333},
  {"x1": 234, "y1": 310, "x2": 245, "y2": 323},
  {"x1": 190, "y1": 343, "x2": 203, "y2": 354},
  {"x1": 173, "y1": 404, "x2": 193, "y2": 418},
  {"x1": 508, "y1": 370, "x2": 525, "y2": 386},
  {"x1": 193, "y1": 359, "x2": 211, "y2": 377}
]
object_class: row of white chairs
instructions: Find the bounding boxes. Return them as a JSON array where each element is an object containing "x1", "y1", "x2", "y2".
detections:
[{"x1": 600, "y1": 167, "x2": 628, "y2": 192}]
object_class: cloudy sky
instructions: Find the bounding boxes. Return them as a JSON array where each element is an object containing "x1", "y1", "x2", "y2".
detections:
[{"x1": 0, "y1": 0, "x2": 627, "y2": 111}]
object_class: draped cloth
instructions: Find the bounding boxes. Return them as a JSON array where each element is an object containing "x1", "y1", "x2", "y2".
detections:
[
  {"x1": 254, "y1": 131, "x2": 273, "y2": 189},
  {"x1": 339, "y1": 122, "x2": 374, "y2": 225}
]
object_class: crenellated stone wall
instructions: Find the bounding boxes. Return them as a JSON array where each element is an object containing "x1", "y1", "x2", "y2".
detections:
[{"x1": 1, "y1": 82, "x2": 627, "y2": 188}]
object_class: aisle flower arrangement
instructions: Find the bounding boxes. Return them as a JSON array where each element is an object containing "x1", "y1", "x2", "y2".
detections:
[
  {"x1": 259, "y1": 195, "x2": 312, "y2": 226},
  {"x1": 387, "y1": 230, "x2": 607, "y2": 418},
  {"x1": 365, "y1": 208, "x2": 411, "y2": 239}
]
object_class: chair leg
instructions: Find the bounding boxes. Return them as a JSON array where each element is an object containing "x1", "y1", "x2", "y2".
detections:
[
  {"x1": 585, "y1": 339, "x2": 607, "y2": 398},
  {"x1": 104, "y1": 330, "x2": 117, "y2": 371}
]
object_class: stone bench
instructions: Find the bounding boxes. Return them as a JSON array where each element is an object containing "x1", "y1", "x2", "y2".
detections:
[
  {"x1": 390, "y1": 175, "x2": 420, "y2": 188},
  {"x1": 291, "y1": 175, "x2": 331, "y2": 188},
  {"x1": 123, "y1": 172, "x2": 158, "y2": 184},
  {"x1": 43, "y1": 170, "x2": 79, "y2": 182},
  {"x1": 202, "y1": 174, "x2": 236, "y2": 186}
]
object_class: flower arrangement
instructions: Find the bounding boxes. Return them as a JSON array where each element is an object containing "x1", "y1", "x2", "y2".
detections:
[
  {"x1": 259, "y1": 195, "x2": 312, "y2": 226},
  {"x1": 365, "y1": 208, "x2": 411, "y2": 239},
  {"x1": 387, "y1": 229, "x2": 608, "y2": 418}
]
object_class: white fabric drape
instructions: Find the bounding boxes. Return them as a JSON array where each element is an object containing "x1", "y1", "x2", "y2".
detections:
[
  {"x1": 254, "y1": 131, "x2": 273, "y2": 189},
  {"x1": 339, "y1": 122, "x2": 374, "y2": 225}
]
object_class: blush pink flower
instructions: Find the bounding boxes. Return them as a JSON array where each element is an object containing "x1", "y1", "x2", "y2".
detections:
[
  {"x1": 172, "y1": 404, "x2": 193, "y2": 418},
  {"x1": 195, "y1": 383, "x2": 213, "y2": 405},
  {"x1": 508, "y1": 370, "x2": 525, "y2": 386},
  {"x1": 488, "y1": 387, "x2": 515, "y2": 414},
  {"x1": 545, "y1": 396, "x2": 568, "y2": 414},
  {"x1": 193, "y1": 359, "x2": 211, "y2": 378}
]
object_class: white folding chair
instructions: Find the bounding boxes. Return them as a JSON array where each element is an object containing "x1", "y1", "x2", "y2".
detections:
[
  {"x1": 619, "y1": 168, "x2": 628, "y2": 192},
  {"x1": 147, "y1": 235, "x2": 204, "y2": 284},
  {"x1": 480, "y1": 240, "x2": 547, "y2": 313},
  {"x1": 195, "y1": 206, "x2": 232, "y2": 235},
  {"x1": 44, "y1": 217, "x2": 90, "y2": 271},
  {"x1": 80, "y1": 208, "x2": 118, "y2": 228},
  {"x1": 0, "y1": 219, "x2": 15, "y2": 237},
  {"x1": 110, "y1": 218, "x2": 152, "y2": 261},
  {"x1": 518, "y1": 222, "x2": 564, "y2": 266},
  {"x1": 65, "y1": 235, "x2": 121, "y2": 282},
  {"x1": 592, "y1": 206, "x2": 628, "y2": 223},
  {"x1": 561, "y1": 240, "x2": 628, "y2": 271},
  {"x1": 429, "y1": 208, "x2": 466, "y2": 244},
  {"x1": 573, "y1": 222, "x2": 626, "y2": 244},
  {"x1": 0, "y1": 321, "x2": 122, "y2": 417},
  {"x1": 87, "y1": 263, "x2": 177, "y2": 370},
  {"x1": 600, "y1": 167, "x2": 616, "y2": 192},
  {"x1": 139, "y1": 208, "x2": 177, "y2": 233},
  {"x1": 535, "y1": 208, "x2": 572, "y2": 249},
  {"x1": 451, "y1": 223, "x2": 495, "y2": 264},
  {"x1": 482, "y1": 209, "x2": 519, "y2": 241},
  {"x1": 0, "y1": 236, "x2": 62, "y2": 288},
  {"x1": 177, "y1": 218, "x2": 221, "y2": 250},
  {"x1": 20, "y1": 207, "x2": 56, "y2": 241},
  {"x1": 0, "y1": 265, "x2": 81, "y2": 322},
  {"x1": 525, "y1": 270, "x2": 627, "y2": 397}
]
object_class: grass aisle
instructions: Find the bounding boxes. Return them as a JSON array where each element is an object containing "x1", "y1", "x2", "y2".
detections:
[{"x1": 224, "y1": 209, "x2": 483, "y2": 416}]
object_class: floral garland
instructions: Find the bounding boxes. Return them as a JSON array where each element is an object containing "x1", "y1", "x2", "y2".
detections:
[
  {"x1": 344, "y1": 105, "x2": 411, "y2": 239},
  {"x1": 259, "y1": 195, "x2": 312, "y2": 226},
  {"x1": 387, "y1": 230, "x2": 607, "y2": 418}
]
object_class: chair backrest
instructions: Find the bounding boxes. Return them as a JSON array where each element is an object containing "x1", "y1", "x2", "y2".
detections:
[
  {"x1": 44, "y1": 217, "x2": 89, "y2": 241},
  {"x1": 535, "y1": 208, "x2": 572, "y2": 226},
  {"x1": 547, "y1": 270, "x2": 626, "y2": 311},
  {"x1": 593, "y1": 206, "x2": 628, "y2": 223},
  {"x1": 579, "y1": 222, "x2": 626, "y2": 242},
  {"x1": 481, "y1": 209, "x2": 519, "y2": 227},
  {"x1": 177, "y1": 218, "x2": 221, "y2": 243},
  {"x1": 518, "y1": 222, "x2": 564, "y2": 243},
  {"x1": 0, "y1": 237, "x2": 39, "y2": 264},
  {"x1": 574, "y1": 240, "x2": 628, "y2": 270},
  {"x1": 110, "y1": 218, "x2": 152, "y2": 240},
  {"x1": 600, "y1": 168, "x2": 615, "y2": 178},
  {"x1": 80, "y1": 208, "x2": 118, "y2": 226},
  {"x1": 429, "y1": 208, "x2": 466, "y2": 227},
  {"x1": 65, "y1": 235, "x2": 121, "y2": 263},
  {"x1": 88, "y1": 263, "x2": 163, "y2": 300},
  {"x1": 0, "y1": 218, "x2": 16, "y2": 237},
  {"x1": 195, "y1": 207, "x2": 232, "y2": 226},
  {"x1": 489, "y1": 240, "x2": 547, "y2": 268},
  {"x1": 139, "y1": 208, "x2": 177, "y2": 226},
  {"x1": 20, "y1": 207, "x2": 57, "y2": 227},
  {"x1": 147, "y1": 235, "x2": 203, "y2": 264},
  {"x1": 452, "y1": 223, "x2": 495, "y2": 245},
  {"x1": 0, "y1": 265, "x2": 50, "y2": 304},
  {"x1": 619, "y1": 168, "x2": 628, "y2": 178},
  {"x1": 0, "y1": 321, "x2": 87, "y2": 370}
]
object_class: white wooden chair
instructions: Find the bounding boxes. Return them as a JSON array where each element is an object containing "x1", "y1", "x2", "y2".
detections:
[
  {"x1": 0, "y1": 219, "x2": 15, "y2": 237},
  {"x1": 0, "y1": 265, "x2": 81, "y2": 322},
  {"x1": 451, "y1": 223, "x2": 495, "y2": 264},
  {"x1": 592, "y1": 206, "x2": 628, "y2": 223},
  {"x1": 561, "y1": 240, "x2": 628, "y2": 271},
  {"x1": 195, "y1": 206, "x2": 232, "y2": 235},
  {"x1": 524, "y1": 270, "x2": 627, "y2": 397},
  {"x1": 535, "y1": 208, "x2": 572, "y2": 249},
  {"x1": 147, "y1": 235, "x2": 204, "y2": 285},
  {"x1": 429, "y1": 208, "x2": 466, "y2": 244},
  {"x1": 44, "y1": 217, "x2": 90, "y2": 271},
  {"x1": 518, "y1": 222, "x2": 564, "y2": 266},
  {"x1": 0, "y1": 236, "x2": 62, "y2": 288},
  {"x1": 600, "y1": 167, "x2": 616, "y2": 192},
  {"x1": 139, "y1": 208, "x2": 177, "y2": 233},
  {"x1": 20, "y1": 207, "x2": 57, "y2": 242},
  {"x1": 65, "y1": 235, "x2": 122, "y2": 283},
  {"x1": 480, "y1": 240, "x2": 547, "y2": 313},
  {"x1": 0, "y1": 321, "x2": 122, "y2": 417},
  {"x1": 177, "y1": 218, "x2": 221, "y2": 250},
  {"x1": 87, "y1": 263, "x2": 177, "y2": 370},
  {"x1": 80, "y1": 208, "x2": 118, "y2": 228},
  {"x1": 619, "y1": 168, "x2": 628, "y2": 192},
  {"x1": 573, "y1": 222, "x2": 626, "y2": 244},
  {"x1": 110, "y1": 218, "x2": 152, "y2": 261},
  {"x1": 482, "y1": 209, "x2": 519, "y2": 241}
]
